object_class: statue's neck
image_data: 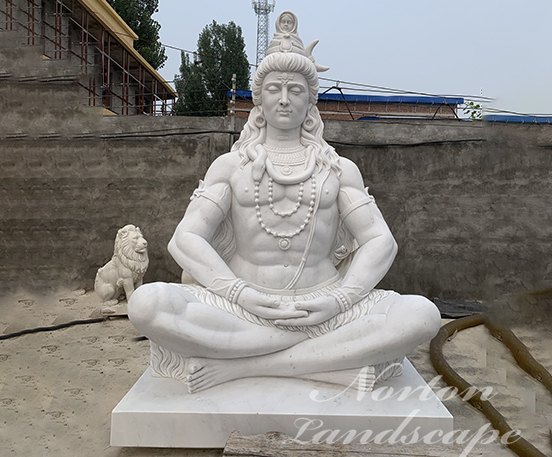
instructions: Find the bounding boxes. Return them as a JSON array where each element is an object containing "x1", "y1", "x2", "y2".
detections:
[{"x1": 264, "y1": 124, "x2": 302, "y2": 150}]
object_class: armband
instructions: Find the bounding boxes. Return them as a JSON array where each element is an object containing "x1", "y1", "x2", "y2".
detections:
[
  {"x1": 339, "y1": 187, "x2": 376, "y2": 220},
  {"x1": 190, "y1": 180, "x2": 230, "y2": 215},
  {"x1": 340, "y1": 196, "x2": 373, "y2": 220}
]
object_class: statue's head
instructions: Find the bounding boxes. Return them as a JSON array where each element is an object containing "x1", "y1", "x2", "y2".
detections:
[
  {"x1": 252, "y1": 11, "x2": 327, "y2": 115},
  {"x1": 232, "y1": 11, "x2": 338, "y2": 176},
  {"x1": 252, "y1": 53, "x2": 319, "y2": 110}
]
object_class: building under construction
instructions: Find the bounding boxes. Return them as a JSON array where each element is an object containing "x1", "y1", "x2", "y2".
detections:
[{"x1": 1, "y1": 0, "x2": 176, "y2": 115}]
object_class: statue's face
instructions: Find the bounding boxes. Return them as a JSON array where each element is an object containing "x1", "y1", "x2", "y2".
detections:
[
  {"x1": 279, "y1": 14, "x2": 294, "y2": 32},
  {"x1": 261, "y1": 71, "x2": 309, "y2": 132}
]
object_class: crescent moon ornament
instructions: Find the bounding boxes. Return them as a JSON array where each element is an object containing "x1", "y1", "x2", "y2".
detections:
[
  {"x1": 304, "y1": 39, "x2": 317, "y2": 56},
  {"x1": 305, "y1": 40, "x2": 330, "y2": 73}
]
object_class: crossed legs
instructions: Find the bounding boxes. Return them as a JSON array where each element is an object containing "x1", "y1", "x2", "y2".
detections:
[{"x1": 129, "y1": 282, "x2": 441, "y2": 392}]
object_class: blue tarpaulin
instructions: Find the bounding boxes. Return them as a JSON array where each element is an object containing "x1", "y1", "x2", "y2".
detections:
[
  {"x1": 229, "y1": 90, "x2": 464, "y2": 105},
  {"x1": 484, "y1": 115, "x2": 551, "y2": 124}
]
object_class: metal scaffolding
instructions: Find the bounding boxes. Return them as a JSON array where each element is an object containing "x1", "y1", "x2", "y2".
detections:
[
  {"x1": 251, "y1": 0, "x2": 275, "y2": 66},
  {"x1": 1, "y1": 0, "x2": 176, "y2": 115}
]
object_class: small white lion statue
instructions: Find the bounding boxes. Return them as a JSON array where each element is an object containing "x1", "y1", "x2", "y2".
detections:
[{"x1": 94, "y1": 224, "x2": 149, "y2": 307}]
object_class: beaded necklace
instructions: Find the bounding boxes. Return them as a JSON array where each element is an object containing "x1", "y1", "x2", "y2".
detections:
[{"x1": 254, "y1": 175, "x2": 316, "y2": 251}]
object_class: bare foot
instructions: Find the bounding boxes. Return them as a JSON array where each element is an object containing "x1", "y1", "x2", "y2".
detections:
[
  {"x1": 184, "y1": 358, "x2": 376, "y2": 393},
  {"x1": 183, "y1": 358, "x2": 403, "y2": 394},
  {"x1": 185, "y1": 357, "x2": 242, "y2": 393}
]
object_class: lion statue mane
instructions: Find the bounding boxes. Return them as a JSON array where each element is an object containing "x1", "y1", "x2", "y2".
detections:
[{"x1": 94, "y1": 224, "x2": 149, "y2": 305}]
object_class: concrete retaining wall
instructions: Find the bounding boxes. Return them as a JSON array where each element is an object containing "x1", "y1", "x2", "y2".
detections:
[{"x1": 325, "y1": 120, "x2": 552, "y2": 300}]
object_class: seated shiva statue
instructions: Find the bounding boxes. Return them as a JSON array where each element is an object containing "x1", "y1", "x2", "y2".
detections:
[{"x1": 128, "y1": 11, "x2": 441, "y2": 394}]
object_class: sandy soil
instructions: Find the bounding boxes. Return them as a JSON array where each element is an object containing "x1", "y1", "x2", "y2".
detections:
[{"x1": 0, "y1": 289, "x2": 551, "y2": 456}]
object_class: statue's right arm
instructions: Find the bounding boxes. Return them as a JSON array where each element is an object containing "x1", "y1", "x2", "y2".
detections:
[
  {"x1": 168, "y1": 154, "x2": 236, "y2": 289},
  {"x1": 168, "y1": 154, "x2": 307, "y2": 320}
]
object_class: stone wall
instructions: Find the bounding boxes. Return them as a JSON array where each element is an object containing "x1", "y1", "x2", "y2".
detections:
[
  {"x1": 325, "y1": 120, "x2": 552, "y2": 300},
  {"x1": 1, "y1": 105, "x2": 235, "y2": 291},
  {"x1": 2, "y1": 56, "x2": 552, "y2": 299}
]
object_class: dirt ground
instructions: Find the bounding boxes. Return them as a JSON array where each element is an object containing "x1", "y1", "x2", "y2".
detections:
[{"x1": 0, "y1": 289, "x2": 551, "y2": 457}]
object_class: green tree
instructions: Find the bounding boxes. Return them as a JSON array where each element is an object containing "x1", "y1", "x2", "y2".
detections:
[
  {"x1": 174, "y1": 53, "x2": 209, "y2": 116},
  {"x1": 107, "y1": 0, "x2": 167, "y2": 70},
  {"x1": 175, "y1": 20, "x2": 250, "y2": 116}
]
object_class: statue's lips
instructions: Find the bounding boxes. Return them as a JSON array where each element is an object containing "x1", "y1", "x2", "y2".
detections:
[{"x1": 277, "y1": 110, "x2": 292, "y2": 115}]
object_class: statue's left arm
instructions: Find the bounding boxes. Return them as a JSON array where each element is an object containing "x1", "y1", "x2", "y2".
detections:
[
  {"x1": 332, "y1": 157, "x2": 398, "y2": 308},
  {"x1": 276, "y1": 158, "x2": 397, "y2": 326}
]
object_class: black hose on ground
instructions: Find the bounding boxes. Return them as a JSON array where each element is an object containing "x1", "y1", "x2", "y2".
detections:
[
  {"x1": 0, "y1": 315, "x2": 128, "y2": 340},
  {"x1": 430, "y1": 314, "x2": 549, "y2": 457}
]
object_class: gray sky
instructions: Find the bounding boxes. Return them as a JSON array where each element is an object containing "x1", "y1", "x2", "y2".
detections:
[{"x1": 154, "y1": 0, "x2": 552, "y2": 116}]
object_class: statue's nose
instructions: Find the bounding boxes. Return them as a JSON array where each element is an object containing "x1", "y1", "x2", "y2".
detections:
[{"x1": 279, "y1": 87, "x2": 289, "y2": 106}]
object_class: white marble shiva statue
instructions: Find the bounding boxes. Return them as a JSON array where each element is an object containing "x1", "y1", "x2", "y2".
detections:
[{"x1": 128, "y1": 11, "x2": 441, "y2": 394}]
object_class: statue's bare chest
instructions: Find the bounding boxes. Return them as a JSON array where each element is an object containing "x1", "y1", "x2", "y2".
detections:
[{"x1": 231, "y1": 167, "x2": 339, "y2": 211}]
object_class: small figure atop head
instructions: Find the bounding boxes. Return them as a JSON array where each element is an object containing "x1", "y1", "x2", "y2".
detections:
[{"x1": 276, "y1": 11, "x2": 298, "y2": 34}]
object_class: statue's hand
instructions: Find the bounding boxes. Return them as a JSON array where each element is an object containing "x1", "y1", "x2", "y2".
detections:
[
  {"x1": 274, "y1": 296, "x2": 341, "y2": 326},
  {"x1": 237, "y1": 287, "x2": 309, "y2": 320}
]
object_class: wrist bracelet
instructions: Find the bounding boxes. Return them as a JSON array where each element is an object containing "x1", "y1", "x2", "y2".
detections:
[
  {"x1": 233, "y1": 281, "x2": 248, "y2": 305},
  {"x1": 330, "y1": 289, "x2": 352, "y2": 313},
  {"x1": 227, "y1": 279, "x2": 248, "y2": 304}
]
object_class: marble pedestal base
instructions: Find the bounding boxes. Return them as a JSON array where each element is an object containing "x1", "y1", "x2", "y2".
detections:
[{"x1": 111, "y1": 360, "x2": 452, "y2": 448}]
